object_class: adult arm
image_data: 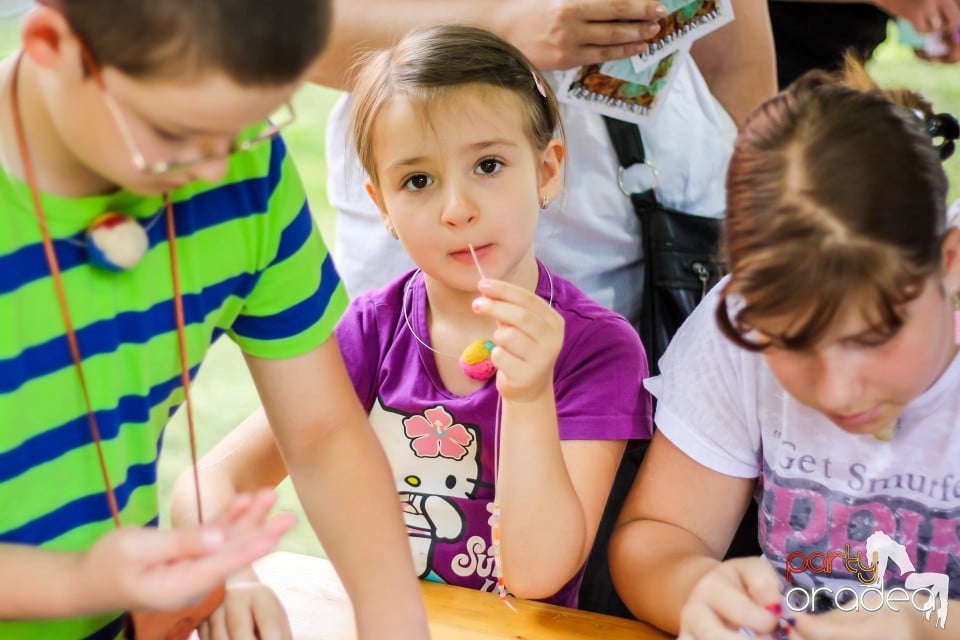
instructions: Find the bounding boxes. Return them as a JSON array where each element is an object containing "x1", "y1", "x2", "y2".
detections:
[
  {"x1": 309, "y1": 0, "x2": 666, "y2": 89},
  {"x1": 609, "y1": 431, "x2": 759, "y2": 634},
  {"x1": 244, "y1": 338, "x2": 429, "y2": 640},
  {"x1": 690, "y1": 0, "x2": 777, "y2": 127}
]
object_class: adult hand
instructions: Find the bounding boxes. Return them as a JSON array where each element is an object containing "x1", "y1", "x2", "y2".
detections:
[
  {"x1": 471, "y1": 278, "x2": 564, "y2": 403},
  {"x1": 199, "y1": 568, "x2": 292, "y2": 640},
  {"x1": 80, "y1": 489, "x2": 295, "y2": 613},
  {"x1": 878, "y1": 0, "x2": 960, "y2": 34},
  {"x1": 914, "y1": 30, "x2": 960, "y2": 62},
  {"x1": 677, "y1": 556, "x2": 783, "y2": 640},
  {"x1": 495, "y1": 0, "x2": 667, "y2": 70}
]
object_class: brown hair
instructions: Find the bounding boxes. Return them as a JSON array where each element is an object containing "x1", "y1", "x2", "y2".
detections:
[
  {"x1": 52, "y1": 0, "x2": 329, "y2": 84},
  {"x1": 718, "y1": 56, "x2": 950, "y2": 350},
  {"x1": 349, "y1": 24, "x2": 562, "y2": 185}
]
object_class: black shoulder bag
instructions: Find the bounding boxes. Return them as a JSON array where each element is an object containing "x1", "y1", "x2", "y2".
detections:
[
  {"x1": 577, "y1": 118, "x2": 757, "y2": 619},
  {"x1": 603, "y1": 116, "x2": 726, "y2": 374}
]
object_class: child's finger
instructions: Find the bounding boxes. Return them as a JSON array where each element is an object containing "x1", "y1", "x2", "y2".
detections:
[
  {"x1": 735, "y1": 561, "x2": 783, "y2": 620},
  {"x1": 477, "y1": 278, "x2": 549, "y2": 308},
  {"x1": 705, "y1": 581, "x2": 779, "y2": 634},
  {"x1": 473, "y1": 297, "x2": 555, "y2": 341},
  {"x1": 162, "y1": 513, "x2": 296, "y2": 595},
  {"x1": 491, "y1": 325, "x2": 538, "y2": 361},
  {"x1": 218, "y1": 489, "x2": 278, "y2": 533},
  {"x1": 683, "y1": 604, "x2": 763, "y2": 640},
  {"x1": 214, "y1": 491, "x2": 255, "y2": 526}
]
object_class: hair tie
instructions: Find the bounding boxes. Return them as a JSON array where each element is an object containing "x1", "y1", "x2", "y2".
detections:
[
  {"x1": 532, "y1": 70, "x2": 546, "y2": 98},
  {"x1": 927, "y1": 112, "x2": 959, "y2": 161}
]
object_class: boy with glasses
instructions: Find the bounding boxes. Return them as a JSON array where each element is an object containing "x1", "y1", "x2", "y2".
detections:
[{"x1": 0, "y1": 1, "x2": 429, "y2": 638}]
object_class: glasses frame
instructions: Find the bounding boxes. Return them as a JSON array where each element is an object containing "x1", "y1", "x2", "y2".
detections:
[{"x1": 75, "y1": 41, "x2": 296, "y2": 176}]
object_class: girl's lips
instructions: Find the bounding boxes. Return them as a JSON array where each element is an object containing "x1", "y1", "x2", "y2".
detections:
[
  {"x1": 830, "y1": 406, "x2": 880, "y2": 429},
  {"x1": 451, "y1": 243, "x2": 492, "y2": 264}
]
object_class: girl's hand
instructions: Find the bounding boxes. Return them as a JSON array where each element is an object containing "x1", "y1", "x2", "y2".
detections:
[
  {"x1": 199, "y1": 569, "x2": 292, "y2": 640},
  {"x1": 80, "y1": 490, "x2": 295, "y2": 613},
  {"x1": 473, "y1": 278, "x2": 564, "y2": 403},
  {"x1": 678, "y1": 557, "x2": 782, "y2": 640},
  {"x1": 791, "y1": 605, "x2": 942, "y2": 640}
]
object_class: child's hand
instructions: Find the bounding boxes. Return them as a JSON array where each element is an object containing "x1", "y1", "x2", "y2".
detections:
[
  {"x1": 199, "y1": 568, "x2": 291, "y2": 640},
  {"x1": 677, "y1": 557, "x2": 782, "y2": 639},
  {"x1": 473, "y1": 278, "x2": 564, "y2": 403},
  {"x1": 80, "y1": 489, "x2": 294, "y2": 614},
  {"x1": 791, "y1": 605, "x2": 938, "y2": 640}
]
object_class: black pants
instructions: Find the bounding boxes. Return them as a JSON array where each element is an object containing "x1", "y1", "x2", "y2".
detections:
[
  {"x1": 577, "y1": 441, "x2": 760, "y2": 617},
  {"x1": 769, "y1": 2, "x2": 889, "y2": 89}
]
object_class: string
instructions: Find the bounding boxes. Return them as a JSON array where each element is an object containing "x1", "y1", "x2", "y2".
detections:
[
  {"x1": 465, "y1": 244, "x2": 514, "y2": 611},
  {"x1": 8, "y1": 51, "x2": 207, "y2": 525},
  {"x1": 400, "y1": 263, "x2": 555, "y2": 360}
]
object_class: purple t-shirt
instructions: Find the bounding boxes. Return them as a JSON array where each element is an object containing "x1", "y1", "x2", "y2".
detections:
[{"x1": 335, "y1": 263, "x2": 651, "y2": 607}]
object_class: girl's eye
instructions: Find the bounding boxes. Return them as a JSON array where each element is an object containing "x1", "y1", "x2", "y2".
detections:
[
  {"x1": 850, "y1": 334, "x2": 893, "y2": 349},
  {"x1": 476, "y1": 158, "x2": 503, "y2": 175},
  {"x1": 403, "y1": 174, "x2": 433, "y2": 191},
  {"x1": 153, "y1": 127, "x2": 188, "y2": 144}
]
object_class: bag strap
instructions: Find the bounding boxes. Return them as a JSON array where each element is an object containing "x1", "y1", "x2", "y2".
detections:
[{"x1": 602, "y1": 116, "x2": 659, "y2": 208}]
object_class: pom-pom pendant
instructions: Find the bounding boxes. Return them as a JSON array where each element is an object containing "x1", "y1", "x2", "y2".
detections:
[
  {"x1": 459, "y1": 338, "x2": 496, "y2": 380},
  {"x1": 86, "y1": 213, "x2": 149, "y2": 271}
]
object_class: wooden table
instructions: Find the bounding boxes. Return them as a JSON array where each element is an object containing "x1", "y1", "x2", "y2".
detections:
[{"x1": 253, "y1": 552, "x2": 673, "y2": 639}]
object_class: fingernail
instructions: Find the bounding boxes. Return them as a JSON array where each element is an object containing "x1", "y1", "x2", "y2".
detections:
[
  {"x1": 478, "y1": 279, "x2": 493, "y2": 291},
  {"x1": 472, "y1": 297, "x2": 486, "y2": 311},
  {"x1": 203, "y1": 528, "x2": 225, "y2": 548},
  {"x1": 655, "y1": 4, "x2": 668, "y2": 17},
  {"x1": 649, "y1": 23, "x2": 661, "y2": 35},
  {"x1": 766, "y1": 603, "x2": 782, "y2": 616}
]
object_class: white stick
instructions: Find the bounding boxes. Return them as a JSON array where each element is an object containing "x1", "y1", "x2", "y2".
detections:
[{"x1": 467, "y1": 243, "x2": 487, "y2": 281}]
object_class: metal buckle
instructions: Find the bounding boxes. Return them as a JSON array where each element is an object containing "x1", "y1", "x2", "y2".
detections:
[{"x1": 617, "y1": 161, "x2": 660, "y2": 197}]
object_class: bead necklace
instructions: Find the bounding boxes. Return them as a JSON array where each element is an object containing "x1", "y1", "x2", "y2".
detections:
[{"x1": 400, "y1": 253, "x2": 554, "y2": 380}]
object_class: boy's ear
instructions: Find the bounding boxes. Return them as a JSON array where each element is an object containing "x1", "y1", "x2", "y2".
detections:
[
  {"x1": 537, "y1": 139, "x2": 564, "y2": 202},
  {"x1": 21, "y1": 6, "x2": 74, "y2": 69}
]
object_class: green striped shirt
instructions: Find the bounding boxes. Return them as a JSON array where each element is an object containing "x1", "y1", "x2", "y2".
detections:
[{"x1": 0, "y1": 136, "x2": 347, "y2": 639}]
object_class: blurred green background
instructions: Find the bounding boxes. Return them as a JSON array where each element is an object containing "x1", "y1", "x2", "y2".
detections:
[{"x1": 1, "y1": 13, "x2": 959, "y2": 558}]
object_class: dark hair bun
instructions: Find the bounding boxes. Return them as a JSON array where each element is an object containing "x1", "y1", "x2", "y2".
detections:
[{"x1": 928, "y1": 113, "x2": 960, "y2": 161}]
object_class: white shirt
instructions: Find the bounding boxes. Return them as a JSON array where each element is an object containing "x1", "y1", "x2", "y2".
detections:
[{"x1": 647, "y1": 281, "x2": 960, "y2": 600}]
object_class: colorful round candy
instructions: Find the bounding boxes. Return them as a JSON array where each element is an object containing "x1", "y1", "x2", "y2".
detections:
[
  {"x1": 86, "y1": 212, "x2": 149, "y2": 271},
  {"x1": 459, "y1": 338, "x2": 496, "y2": 381}
]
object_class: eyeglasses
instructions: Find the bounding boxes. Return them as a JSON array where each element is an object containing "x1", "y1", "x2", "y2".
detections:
[{"x1": 76, "y1": 39, "x2": 296, "y2": 176}]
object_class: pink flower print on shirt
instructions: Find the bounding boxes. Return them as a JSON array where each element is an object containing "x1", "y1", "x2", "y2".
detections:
[{"x1": 403, "y1": 406, "x2": 475, "y2": 460}]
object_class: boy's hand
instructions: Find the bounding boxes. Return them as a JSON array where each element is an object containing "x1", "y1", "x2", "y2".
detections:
[
  {"x1": 199, "y1": 568, "x2": 291, "y2": 640},
  {"x1": 79, "y1": 490, "x2": 294, "y2": 614},
  {"x1": 472, "y1": 278, "x2": 564, "y2": 403},
  {"x1": 677, "y1": 557, "x2": 782, "y2": 639}
]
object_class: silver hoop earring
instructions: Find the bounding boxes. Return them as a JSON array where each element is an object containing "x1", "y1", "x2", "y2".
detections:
[{"x1": 539, "y1": 196, "x2": 551, "y2": 210}]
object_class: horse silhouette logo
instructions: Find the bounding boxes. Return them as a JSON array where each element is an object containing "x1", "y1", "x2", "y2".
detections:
[{"x1": 865, "y1": 531, "x2": 949, "y2": 629}]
